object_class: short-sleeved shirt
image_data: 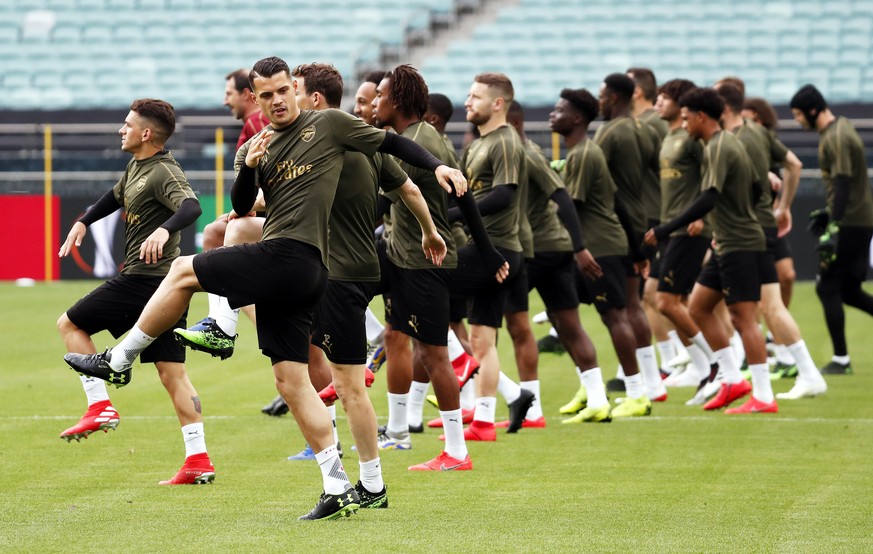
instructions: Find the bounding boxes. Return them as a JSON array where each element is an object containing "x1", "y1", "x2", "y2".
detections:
[
  {"x1": 384, "y1": 121, "x2": 459, "y2": 269},
  {"x1": 234, "y1": 109, "x2": 387, "y2": 268},
  {"x1": 461, "y1": 124, "x2": 525, "y2": 252},
  {"x1": 700, "y1": 130, "x2": 765, "y2": 254},
  {"x1": 660, "y1": 127, "x2": 710, "y2": 239},
  {"x1": 237, "y1": 110, "x2": 270, "y2": 151},
  {"x1": 561, "y1": 139, "x2": 628, "y2": 258},
  {"x1": 328, "y1": 152, "x2": 407, "y2": 282},
  {"x1": 594, "y1": 115, "x2": 646, "y2": 234},
  {"x1": 732, "y1": 119, "x2": 777, "y2": 229},
  {"x1": 818, "y1": 116, "x2": 873, "y2": 227},
  {"x1": 638, "y1": 110, "x2": 666, "y2": 222},
  {"x1": 524, "y1": 139, "x2": 572, "y2": 253},
  {"x1": 113, "y1": 150, "x2": 198, "y2": 276}
]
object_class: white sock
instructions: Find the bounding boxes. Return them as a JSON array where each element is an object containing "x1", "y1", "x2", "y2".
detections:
[
  {"x1": 181, "y1": 422, "x2": 207, "y2": 457},
  {"x1": 109, "y1": 325, "x2": 155, "y2": 369},
  {"x1": 832, "y1": 354, "x2": 850, "y2": 365},
  {"x1": 775, "y1": 343, "x2": 796, "y2": 365},
  {"x1": 689, "y1": 332, "x2": 716, "y2": 363},
  {"x1": 315, "y1": 445, "x2": 350, "y2": 495},
  {"x1": 749, "y1": 363, "x2": 774, "y2": 403},
  {"x1": 787, "y1": 340, "x2": 822, "y2": 382},
  {"x1": 668, "y1": 330, "x2": 685, "y2": 356},
  {"x1": 386, "y1": 393, "x2": 409, "y2": 435},
  {"x1": 715, "y1": 346, "x2": 743, "y2": 384},
  {"x1": 575, "y1": 366, "x2": 586, "y2": 386},
  {"x1": 685, "y1": 344, "x2": 710, "y2": 381},
  {"x1": 520, "y1": 380, "x2": 542, "y2": 420},
  {"x1": 407, "y1": 381, "x2": 429, "y2": 427},
  {"x1": 549, "y1": 326, "x2": 558, "y2": 338},
  {"x1": 615, "y1": 364, "x2": 626, "y2": 380},
  {"x1": 211, "y1": 297, "x2": 240, "y2": 337},
  {"x1": 359, "y1": 457, "x2": 383, "y2": 493},
  {"x1": 440, "y1": 409, "x2": 468, "y2": 460},
  {"x1": 447, "y1": 329, "x2": 465, "y2": 362},
  {"x1": 656, "y1": 340, "x2": 676, "y2": 369},
  {"x1": 580, "y1": 367, "x2": 608, "y2": 408},
  {"x1": 459, "y1": 378, "x2": 476, "y2": 410},
  {"x1": 497, "y1": 372, "x2": 521, "y2": 404},
  {"x1": 81, "y1": 375, "x2": 109, "y2": 405},
  {"x1": 473, "y1": 396, "x2": 496, "y2": 424},
  {"x1": 730, "y1": 330, "x2": 745, "y2": 362},
  {"x1": 328, "y1": 405, "x2": 339, "y2": 445},
  {"x1": 365, "y1": 308, "x2": 385, "y2": 345},
  {"x1": 207, "y1": 293, "x2": 221, "y2": 315},
  {"x1": 624, "y1": 373, "x2": 645, "y2": 400},
  {"x1": 637, "y1": 345, "x2": 662, "y2": 393}
]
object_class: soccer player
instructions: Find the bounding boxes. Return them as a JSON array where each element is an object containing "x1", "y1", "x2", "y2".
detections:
[
  {"x1": 629, "y1": 67, "x2": 679, "y2": 376},
  {"x1": 790, "y1": 84, "x2": 873, "y2": 375},
  {"x1": 741, "y1": 94, "x2": 802, "y2": 374},
  {"x1": 648, "y1": 79, "x2": 719, "y2": 399},
  {"x1": 178, "y1": 68, "x2": 270, "y2": 367},
  {"x1": 281, "y1": 62, "x2": 446, "y2": 500},
  {"x1": 550, "y1": 87, "x2": 642, "y2": 419},
  {"x1": 507, "y1": 98, "x2": 606, "y2": 425},
  {"x1": 56, "y1": 99, "x2": 211, "y2": 484},
  {"x1": 64, "y1": 56, "x2": 468, "y2": 518},
  {"x1": 371, "y1": 64, "x2": 507, "y2": 468},
  {"x1": 715, "y1": 83, "x2": 827, "y2": 400},
  {"x1": 594, "y1": 73, "x2": 664, "y2": 407},
  {"x1": 645, "y1": 87, "x2": 773, "y2": 414},
  {"x1": 445, "y1": 72, "x2": 536, "y2": 440}
]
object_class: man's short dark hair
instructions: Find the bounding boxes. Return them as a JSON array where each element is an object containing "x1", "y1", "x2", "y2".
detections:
[
  {"x1": 291, "y1": 62, "x2": 344, "y2": 108},
  {"x1": 560, "y1": 88, "x2": 599, "y2": 123},
  {"x1": 627, "y1": 67, "x2": 657, "y2": 101},
  {"x1": 249, "y1": 56, "x2": 290, "y2": 90},
  {"x1": 678, "y1": 87, "x2": 725, "y2": 121},
  {"x1": 603, "y1": 73, "x2": 636, "y2": 102},
  {"x1": 743, "y1": 97, "x2": 778, "y2": 130},
  {"x1": 659, "y1": 79, "x2": 696, "y2": 102},
  {"x1": 129, "y1": 98, "x2": 175, "y2": 144},
  {"x1": 427, "y1": 93, "x2": 454, "y2": 123},
  {"x1": 225, "y1": 68, "x2": 251, "y2": 93},
  {"x1": 716, "y1": 83, "x2": 744, "y2": 114},
  {"x1": 716, "y1": 76, "x2": 746, "y2": 96},
  {"x1": 474, "y1": 72, "x2": 514, "y2": 104},
  {"x1": 363, "y1": 70, "x2": 386, "y2": 85},
  {"x1": 507, "y1": 100, "x2": 524, "y2": 125}
]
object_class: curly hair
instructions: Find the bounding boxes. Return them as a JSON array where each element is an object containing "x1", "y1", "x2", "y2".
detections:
[{"x1": 385, "y1": 64, "x2": 429, "y2": 119}]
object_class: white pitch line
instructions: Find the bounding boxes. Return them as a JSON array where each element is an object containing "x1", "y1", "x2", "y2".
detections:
[{"x1": 5, "y1": 415, "x2": 873, "y2": 424}]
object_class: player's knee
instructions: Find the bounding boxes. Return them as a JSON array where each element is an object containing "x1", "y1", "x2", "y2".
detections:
[
  {"x1": 57, "y1": 312, "x2": 72, "y2": 334},
  {"x1": 202, "y1": 219, "x2": 227, "y2": 251}
]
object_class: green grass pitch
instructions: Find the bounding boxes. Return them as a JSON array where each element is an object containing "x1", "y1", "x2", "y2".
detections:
[{"x1": 1, "y1": 281, "x2": 871, "y2": 552}]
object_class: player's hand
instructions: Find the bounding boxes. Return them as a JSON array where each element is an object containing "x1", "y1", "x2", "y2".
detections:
[
  {"x1": 435, "y1": 165, "x2": 467, "y2": 196},
  {"x1": 245, "y1": 130, "x2": 274, "y2": 168},
  {"x1": 687, "y1": 219, "x2": 704, "y2": 237},
  {"x1": 494, "y1": 261, "x2": 510, "y2": 283},
  {"x1": 139, "y1": 227, "x2": 170, "y2": 264},
  {"x1": 58, "y1": 221, "x2": 87, "y2": 257},
  {"x1": 634, "y1": 259, "x2": 650, "y2": 279},
  {"x1": 643, "y1": 228, "x2": 658, "y2": 246},
  {"x1": 774, "y1": 206, "x2": 792, "y2": 238},
  {"x1": 575, "y1": 249, "x2": 602, "y2": 280},
  {"x1": 422, "y1": 231, "x2": 447, "y2": 266},
  {"x1": 768, "y1": 171, "x2": 783, "y2": 193}
]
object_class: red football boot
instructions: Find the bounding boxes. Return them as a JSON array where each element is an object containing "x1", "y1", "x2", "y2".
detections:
[
  {"x1": 159, "y1": 452, "x2": 215, "y2": 485},
  {"x1": 59, "y1": 400, "x2": 120, "y2": 442}
]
